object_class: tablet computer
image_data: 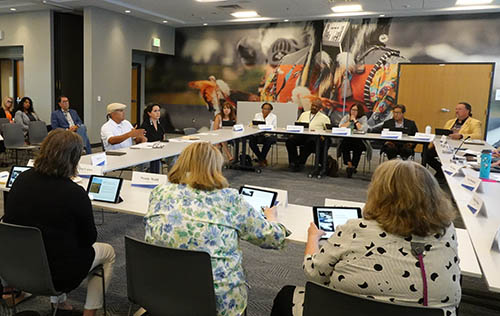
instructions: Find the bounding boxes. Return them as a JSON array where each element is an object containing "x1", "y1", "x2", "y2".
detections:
[
  {"x1": 435, "y1": 128, "x2": 452, "y2": 136},
  {"x1": 312, "y1": 206, "x2": 362, "y2": 239},
  {"x1": 295, "y1": 122, "x2": 309, "y2": 128},
  {"x1": 252, "y1": 120, "x2": 266, "y2": 126},
  {"x1": 239, "y1": 186, "x2": 278, "y2": 212},
  {"x1": 87, "y1": 175, "x2": 123, "y2": 203},
  {"x1": 6, "y1": 166, "x2": 32, "y2": 188}
]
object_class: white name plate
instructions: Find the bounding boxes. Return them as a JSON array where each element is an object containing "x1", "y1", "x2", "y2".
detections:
[
  {"x1": 414, "y1": 132, "x2": 435, "y2": 141},
  {"x1": 461, "y1": 175, "x2": 483, "y2": 193},
  {"x1": 443, "y1": 163, "x2": 464, "y2": 177},
  {"x1": 286, "y1": 125, "x2": 304, "y2": 133},
  {"x1": 131, "y1": 171, "x2": 167, "y2": 189},
  {"x1": 381, "y1": 130, "x2": 403, "y2": 139},
  {"x1": 27, "y1": 159, "x2": 35, "y2": 167},
  {"x1": 492, "y1": 227, "x2": 500, "y2": 252},
  {"x1": 232, "y1": 124, "x2": 244, "y2": 132},
  {"x1": 467, "y1": 193, "x2": 486, "y2": 216},
  {"x1": 258, "y1": 124, "x2": 274, "y2": 131},
  {"x1": 77, "y1": 163, "x2": 103, "y2": 178},
  {"x1": 91, "y1": 152, "x2": 107, "y2": 167},
  {"x1": 331, "y1": 127, "x2": 351, "y2": 136}
]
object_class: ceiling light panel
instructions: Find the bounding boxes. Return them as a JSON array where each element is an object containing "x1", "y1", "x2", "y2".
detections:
[
  {"x1": 331, "y1": 4, "x2": 363, "y2": 13},
  {"x1": 456, "y1": 0, "x2": 493, "y2": 5},
  {"x1": 390, "y1": 0, "x2": 424, "y2": 10},
  {"x1": 230, "y1": 10, "x2": 259, "y2": 18}
]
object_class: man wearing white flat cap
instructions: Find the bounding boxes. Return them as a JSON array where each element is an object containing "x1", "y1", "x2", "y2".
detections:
[{"x1": 101, "y1": 103, "x2": 147, "y2": 150}]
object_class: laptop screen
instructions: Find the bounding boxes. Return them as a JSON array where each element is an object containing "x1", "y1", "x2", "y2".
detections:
[{"x1": 6, "y1": 166, "x2": 32, "y2": 188}]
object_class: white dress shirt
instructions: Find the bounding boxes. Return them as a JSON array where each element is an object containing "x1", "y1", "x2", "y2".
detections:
[
  {"x1": 101, "y1": 119, "x2": 133, "y2": 150},
  {"x1": 253, "y1": 112, "x2": 277, "y2": 128}
]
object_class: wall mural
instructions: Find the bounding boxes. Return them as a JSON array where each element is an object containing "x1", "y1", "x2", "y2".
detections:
[{"x1": 145, "y1": 14, "x2": 500, "y2": 144}]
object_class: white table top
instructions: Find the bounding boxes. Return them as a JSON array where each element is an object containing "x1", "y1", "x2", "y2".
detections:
[{"x1": 435, "y1": 140, "x2": 500, "y2": 290}]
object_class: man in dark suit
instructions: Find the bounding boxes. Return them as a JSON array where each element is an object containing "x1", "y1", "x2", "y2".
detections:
[
  {"x1": 51, "y1": 96, "x2": 92, "y2": 154},
  {"x1": 379, "y1": 104, "x2": 418, "y2": 160}
]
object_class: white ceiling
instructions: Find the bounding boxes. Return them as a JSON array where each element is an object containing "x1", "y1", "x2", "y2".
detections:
[{"x1": 1, "y1": 0, "x2": 500, "y2": 27}]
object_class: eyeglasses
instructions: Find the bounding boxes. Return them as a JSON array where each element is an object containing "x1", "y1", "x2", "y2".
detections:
[{"x1": 6, "y1": 100, "x2": 12, "y2": 103}]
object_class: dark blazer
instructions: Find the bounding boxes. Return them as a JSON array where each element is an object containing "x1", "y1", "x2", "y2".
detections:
[
  {"x1": 51, "y1": 109, "x2": 83, "y2": 130},
  {"x1": 140, "y1": 119, "x2": 165, "y2": 142},
  {"x1": 0, "y1": 108, "x2": 12, "y2": 120},
  {"x1": 381, "y1": 118, "x2": 418, "y2": 136},
  {"x1": 4, "y1": 169, "x2": 97, "y2": 293}
]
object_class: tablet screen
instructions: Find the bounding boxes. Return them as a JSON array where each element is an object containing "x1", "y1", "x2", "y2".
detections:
[
  {"x1": 87, "y1": 175, "x2": 123, "y2": 203},
  {"x1": 239, "y1": 186, "x2": 277, "y2": 212},
  {"x1": 6, "y1": 166, "x2": 32, "y2": 188},
  {"x1": 313, "y1": 207, "x2": 362, "y2": 239}
]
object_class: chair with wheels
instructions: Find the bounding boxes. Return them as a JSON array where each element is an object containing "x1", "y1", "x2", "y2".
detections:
[
  {"x1": 125, "y1": 236, "x2": 217, "y2": 316},
  {"x1": 0, "y1": 222, "x2": 106, "y2": 316},
  {"x1": 303, "y1": 282, "x2": 444, "y2": 316}
]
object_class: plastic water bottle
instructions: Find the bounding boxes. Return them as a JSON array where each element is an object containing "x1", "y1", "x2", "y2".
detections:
[
  {"x1": 425, "y1": 125, "x2": 432, "y2": 135},
  {"x1": 479, "y1": 149, "x2": 492, "y2": 179}
]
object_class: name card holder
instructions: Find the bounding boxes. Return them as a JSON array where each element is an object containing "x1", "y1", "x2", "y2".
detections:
[
  {"x1": 461, "y1": 175, "x2": 483, "y2": 193},
  {"x1": 131, "y1": 171, "x2": 167, "y2": 189},
  {"x1": 443, "y1": 163, "x2": 464, "y2": 177},
  {"x1": 331, "y1": 127, "x2": 351, "y2": 136},
  {"x1": 232, "y1": 124, "x2": 244, "y2": 132},
  {"x1": 91, "y1": 152, "x2": 107, "y2": 167},
  {"x1": 491, "y1": 227, "x2": 500, "y2": 252},
  {"x1": 414, "y1": 132, "x2": 435, "y2": 141},
  {"x1": 77, "y1": 163, "x2": 104, "y2": 178},
  {"x1": 467, "y1": 193, "x2": 486, "y2": 216},
  {"x1": 381, "y1": 130, "x2": 403, "y2": 139},
  {"x1": 258, "y1": 124, "x2": 274, "y2": 131},
  {"x1": 286, "y1": 125, "x2": 304, "y2": 133},
  {"x1": 27, "y1": 159, "x2": 35, "y2": 167}
]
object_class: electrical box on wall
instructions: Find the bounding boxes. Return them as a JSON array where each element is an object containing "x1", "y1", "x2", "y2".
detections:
[{"x1": 152, "y1": 37, "x2": 160, "y2": 48}]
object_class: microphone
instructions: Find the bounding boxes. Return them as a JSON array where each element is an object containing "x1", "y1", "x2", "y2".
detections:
[{"x1": 452, "y1": 136, "x2": 471, "y2": 161}]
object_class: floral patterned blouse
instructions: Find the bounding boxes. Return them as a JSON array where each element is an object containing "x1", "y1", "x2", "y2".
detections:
[{"x1": 144, "y1": 183, "x2": 288, "y2": 316}]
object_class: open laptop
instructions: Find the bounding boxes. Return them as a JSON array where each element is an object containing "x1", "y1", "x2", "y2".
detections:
[
  {"x1": 295, "y1": 122, "x2": 309, "y2": 128},
  {"x1": 435, "y1": 128, "x2": 452, "y2": 136}
]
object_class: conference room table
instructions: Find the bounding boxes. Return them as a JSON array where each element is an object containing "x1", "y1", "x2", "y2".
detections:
[{"x1": 434, "y1": 138, "x2": 500, "y2": 292}]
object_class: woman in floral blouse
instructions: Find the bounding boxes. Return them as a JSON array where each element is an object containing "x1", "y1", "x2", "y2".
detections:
[{"x1": 144, "y1": 142, "x2": 288, "y2": 316}]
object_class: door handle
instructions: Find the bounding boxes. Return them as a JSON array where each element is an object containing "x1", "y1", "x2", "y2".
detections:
[{"x1": 440, "y1": 108, "x2": 450, "y2": 113}]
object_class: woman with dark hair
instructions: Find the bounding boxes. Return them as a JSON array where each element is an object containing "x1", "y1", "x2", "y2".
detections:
[
  {"x1": 3, "y1": 129, "x2": 115, "y2": 316},
  {"x1": 213, "y1": 102, "x2": 237, "y2": 161},
  {"x1": 338, "y1": 103, "x2": 368, "y2": 177},
  {"x1": 272, "y1": 160, "x2": 460, "y2": 316},
  {"x1": 140, "y1": 104, "x2": 165, "y2": 173},
  {"x1": 14, "y1": 96, "x2": 39, "y2": 137}
]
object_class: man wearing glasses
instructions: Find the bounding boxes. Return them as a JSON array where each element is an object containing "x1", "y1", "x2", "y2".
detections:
[{"x1": 379, "y1": 104, "x2": 418, "y2": 160}]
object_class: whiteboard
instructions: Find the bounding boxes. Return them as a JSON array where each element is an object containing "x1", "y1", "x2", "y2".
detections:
[{"x1": 237, "y1": 101, "x2": 299, "y2": 128}]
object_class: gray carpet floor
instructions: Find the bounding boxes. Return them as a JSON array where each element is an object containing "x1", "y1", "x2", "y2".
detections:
[{"x1": 1, "y1": 145, "x2": 500, "y2": 316}]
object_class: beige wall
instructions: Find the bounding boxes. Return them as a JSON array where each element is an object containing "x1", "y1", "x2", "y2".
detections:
[
  {"x1": 84, "y1": 7, "x2": 175, "y2": 143},
  {"x1": 0, "y1": 11, "x2": 53, "y2": 122}
]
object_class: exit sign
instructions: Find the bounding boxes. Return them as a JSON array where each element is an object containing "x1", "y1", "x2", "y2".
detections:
[{"x1": 152, "y1": 37, "x2": 161, "y2": 48}]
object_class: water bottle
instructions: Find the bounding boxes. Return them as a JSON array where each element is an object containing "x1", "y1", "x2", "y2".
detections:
[
  {"x1": 425, "y1": 125, "x2": 431, "y2": 135},
  {"x1": 479, "y1": 149, "x2": 492, "y2": 179}
]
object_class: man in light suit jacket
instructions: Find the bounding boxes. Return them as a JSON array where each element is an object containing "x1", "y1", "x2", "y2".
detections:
[
  {"x1": 426, "y1": 102, "x2": 482, "y2": 178},
  {"x1": 51, "y1": 96, "x2": 92, "y2": 154}
]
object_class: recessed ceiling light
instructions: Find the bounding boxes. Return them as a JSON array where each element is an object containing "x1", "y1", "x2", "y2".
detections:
[
  {"x1": 124, "y1": 10, "x2": 131, "y2": 13},
  {"x1": 284, "y1": 19, "x2": 289, "y2": 22},
  {"x1": 203, "y1": 23, "x2": 208, "y2": 26},
  {"x1": 456, "y1": 0, "x2": 493, "y2": 5},
  {"x1": 163, "y1": 20, "x2": 168, "y2": 23},
  {"x1": 379, "y1": 14, "x2": 385, "y2": 17},
  {"x1": 331, "y1": 4, "x2": 363, "y2": 13},
  {"x1": 231, "y1": 10, "x2": 259, "y2": 18},
  {"x1": 10, "y1": 8, "x2": 16, "y2": 11}
]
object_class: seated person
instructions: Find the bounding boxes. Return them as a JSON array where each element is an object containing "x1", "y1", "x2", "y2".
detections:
[
  {"x1": 426, "y1": 102, "x2": 482, "y2": 178},
  {"x1": 140, "y1": 103, "x2": 165, "y2": 173},
  {"x1": 3, "y1": 129, "x2": 115, "y2": 316},
  {"x1": 51, "y1": 96, "x2": 92, "y2": 154},
  {"x1": 101, "y1": 103, "x2": 147, "y2": 151},
  {"x1": 14, "y1": 96, "x2": 40, "y2": 139},
  {"x1": 249, "y1": 102, "x2": 278, "y2": 167},
  {"x1": 379, "y1": 104, "x2": 418, "y2": 160},
  {"x1": 144, "y1": 142, "x2": 288, "y2": 316},
  {"x1": 286, "y1": 99, "x2": 330, "y2": 172},
  {"x1": 213, "y1": 102, "x2": 236, "y2": 161},
  {"x1": 338, "y1": 103, "x2": 368, "y2": 177},
  {"x1": 272, "y1": 160, "x2": 460, "y2": 316}
]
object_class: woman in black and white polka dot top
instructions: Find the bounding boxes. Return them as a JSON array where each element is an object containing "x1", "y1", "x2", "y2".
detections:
[{"x1": 272, "y1": 160, "x2": 460, "y2": 316}]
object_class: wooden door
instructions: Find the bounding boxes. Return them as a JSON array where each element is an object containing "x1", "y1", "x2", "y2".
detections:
[
  {"x1": 15, "y1": 60, "x2": 24, "y2": 99},
  {"x1": 397, "y1": 63, "x2": 493, "y2": 139},
  {"x1": 131, "y1": 65, "x2": 139, "y2": 125},
  {"x1": 0, "y1": 60, "x2": 13, "y2": 102}
]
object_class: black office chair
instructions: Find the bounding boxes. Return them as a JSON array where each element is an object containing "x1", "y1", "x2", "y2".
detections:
[
  {"x1": 0, "y1": 222, "x2": 106, "y2": 316},
  {"x1": 303, "y1": 282, "x2": 444, "y2": 316},
  {"x1": 28, "y1": 121, "x2": 48, "y2": 146},
  {"x1": 125, "y1": 236, "x2": 217, "y2": 316},
  {"x1": 2, "y1": 123, "x2": 37, "y2": 164},
  {"x1": 183, "y1": 127, "x2": 197, "y2": 135}
]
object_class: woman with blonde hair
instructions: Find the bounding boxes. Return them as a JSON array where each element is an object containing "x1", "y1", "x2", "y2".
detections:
[
  {"x1": 1, "y1": 96, "x2": 14, "y2": 122},
  {"x1": 144, "y1": 141, "x2": 288, "y2": 316},
  {"x1": 272, "y1": 160, "x2": 460, "y2": 316}
]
